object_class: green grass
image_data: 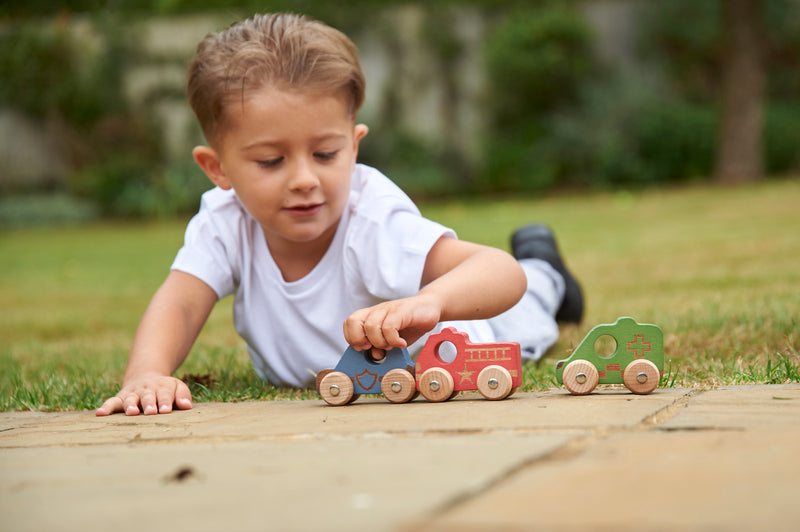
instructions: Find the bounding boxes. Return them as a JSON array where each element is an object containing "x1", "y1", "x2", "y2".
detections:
[{"x1": 2, "y1": 179, "x2": 799, "y2": 411}]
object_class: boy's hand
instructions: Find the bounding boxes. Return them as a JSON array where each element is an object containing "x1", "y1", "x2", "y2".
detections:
[
  {"x1": 343, "y1": 294, "x2": 442, "y2": 354},
  {"x1": 95, "y1": 374, "x2": 192, "y2": 416}
]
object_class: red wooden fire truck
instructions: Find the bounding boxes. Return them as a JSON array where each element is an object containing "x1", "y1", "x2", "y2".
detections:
[{"x1": 415, "y1": 327, "x2": 522, "y2": 402}]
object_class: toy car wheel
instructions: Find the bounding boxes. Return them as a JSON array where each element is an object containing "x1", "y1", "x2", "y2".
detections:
[
  {"x1": 315, "y1": 369, "x2": 334, "y2": 395},
  {"x1": 418, "y1": 368, "x2": 454, "y2": 402},
  {"x1": 623, "y1": 359, "x2": 660, "y2": 394},
  {"x1": 477, "y1": 365, "x2": 513, "y2": 400},
  {"x1": 319, "y1": 371, "x2": 354, "y2": 406},
  {"x1": 381, "y1": 369, "x2": 417, "y2": 403},
  {"x1": 562, "y1": 360, "x2": 599, "y2": 395}
]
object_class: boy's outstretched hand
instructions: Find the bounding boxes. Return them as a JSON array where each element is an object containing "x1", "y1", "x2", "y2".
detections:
[
  {"x1": 95, "y1": 374, "x2": 192, "y2": 416},
  {"x1": 343, "y1": 293, "x2": 442, "y2": 354}
]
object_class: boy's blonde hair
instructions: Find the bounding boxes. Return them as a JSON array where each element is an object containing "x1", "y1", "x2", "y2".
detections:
[{"x1": 187, "y1": 13, "x2": 365, "y2": 145}]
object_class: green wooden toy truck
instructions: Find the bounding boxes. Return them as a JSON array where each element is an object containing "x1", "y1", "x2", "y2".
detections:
[{"x1": 555, "y1": 317, "x2": 664, "y2": 395}]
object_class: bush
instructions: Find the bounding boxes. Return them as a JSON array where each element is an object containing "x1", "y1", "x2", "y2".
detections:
[
  {"x1": 536, "y1": 75, "x2": 717, "y2": 187},
  {"x1": 765, "y1": 102, "x2": 800, "y2": 174},
  {"x1": 70, "y1": 156, "x2": 211, "y2": 218},
  {"x1": 69, "y1": 156, "x2": 151, "y2": 216},
  {"x1": 485, "y1": 3, "x2": 594, "y2": 125},
  {"x1": 545, "y1": 81, "x2": 799, "y2": 188},
  {"x1": 358, "y1": 128, "x2": 454, "y2": 198},
  {"x1": 122, "y1": 158, "x2": 212, "y2": 218},
  {"x1": 479, "y1": 3, "x2": 595, "y2": 192},
  {"x1": 633, "y1": 102, "x2": 717, "y2": 184}
]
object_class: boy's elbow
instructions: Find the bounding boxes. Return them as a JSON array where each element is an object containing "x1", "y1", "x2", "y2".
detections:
[
  {"x1": 509, "y1": 255, "x2": 528, "y2": 302},
  {"x1": 491, "y1": 248, "x2": 527, "y2": 306}
]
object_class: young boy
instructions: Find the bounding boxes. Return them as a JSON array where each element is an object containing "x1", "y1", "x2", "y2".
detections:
[{"x1": 96, "y1": 13, "x2": 582, "y2": 417}]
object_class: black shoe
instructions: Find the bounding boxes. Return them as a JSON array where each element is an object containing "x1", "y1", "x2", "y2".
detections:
[{"x1": 511, "y1": 224, "x2": 584, "y2": 324}]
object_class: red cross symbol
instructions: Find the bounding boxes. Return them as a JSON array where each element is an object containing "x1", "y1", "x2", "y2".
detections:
[{"x1": 627, "y1": 335, "x2": 651, "y2": 359}]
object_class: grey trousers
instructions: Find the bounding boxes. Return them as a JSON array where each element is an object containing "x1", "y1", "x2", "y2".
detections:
[{"x1": 487, "y1": 258, "x2": 564, "y2": 361}]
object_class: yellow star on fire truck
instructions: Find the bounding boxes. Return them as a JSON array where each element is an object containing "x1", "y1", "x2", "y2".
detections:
[{"x1": 457, "y1": 365, "x2": 475, "y2": 385}]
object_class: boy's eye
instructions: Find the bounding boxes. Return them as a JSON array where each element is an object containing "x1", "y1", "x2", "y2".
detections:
[
  {"x1": 257, "y1": 157, "x2": 283, "y2": 168},
  {"x1": 314, "y1": 151, "x2": 338, "y2": 161}
]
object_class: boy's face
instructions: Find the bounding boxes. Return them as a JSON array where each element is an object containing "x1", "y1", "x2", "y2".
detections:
[{"x1": 194, "y1": 87, "x2": 367, "y2": 259}]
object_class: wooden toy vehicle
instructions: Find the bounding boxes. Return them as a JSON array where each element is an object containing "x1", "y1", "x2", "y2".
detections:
[
  {"x1": 555, "y1": 317, "x2": 664, "y2": 395},
  {"x1": 317, "y1": 346, "x2": 417, "y2": 406},
  {"x1": 415, "y1": 327, "x2": 522, "y2": 402}
]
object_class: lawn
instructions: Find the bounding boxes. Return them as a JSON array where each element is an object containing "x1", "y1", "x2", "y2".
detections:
[{"x1": 1, "y1": 179, "x2": 798, "y2": 411}]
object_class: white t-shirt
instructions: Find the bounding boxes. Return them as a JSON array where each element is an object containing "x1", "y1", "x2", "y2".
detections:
[{"x1": 172, "y1": 164, "x2": 494, "y2": 387}]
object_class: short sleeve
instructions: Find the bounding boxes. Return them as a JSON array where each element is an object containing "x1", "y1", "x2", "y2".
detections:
[
  {"x1": 171, "y1": 188, "x2": 241, "y2": 299},
  {"x1": 344, "y1": 168, "x2": 456, "y2": 300}
]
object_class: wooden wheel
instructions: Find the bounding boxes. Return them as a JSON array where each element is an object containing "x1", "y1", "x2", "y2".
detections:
[
  {"x1": 418, "y1": 368, "x2": 454, "y2": 402},
  {"x1": 381, "y1": 369, "x2": 417, "y2": 403},
  {"x1": 562, "y1": 360, "x2": 599, "y2": 395},
  {"x1": 319, "y1": 371, "x2": 354, "y2": 406},
  {"x1": 315, "y1": 369, "x2": 334, "y2": 395},
  {"x1": 623, "y1": 359, "x2": 660, "y2": 394},
  {"x1": 477, "y1": 365, "x2": 513, "y2": 400}
]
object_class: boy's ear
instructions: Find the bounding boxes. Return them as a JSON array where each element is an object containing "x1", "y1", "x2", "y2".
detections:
[
  {"x1": 192, "y1": 146, "x2": 232, "y2": 190},
  {"x1": 351, "y1": 124, "x2": 369, "y2": 166},
  {"x1": 353, "y1": 124, "x2": 368, "y2": 150}
]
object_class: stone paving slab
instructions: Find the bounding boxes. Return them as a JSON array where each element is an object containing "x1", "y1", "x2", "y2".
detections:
[
  {"x1": 418, "y1": 428, "x2": 800, "y2": 531},
  {"x1": 0, "y1": 432, "x2": 574, "y2": 532},
  {"x1": 658, "y1": 383, "x2": 800, "y2": 430},
  {"x1": 1, "y1": 386, "x2": 797, "y2": 531},
  {"x1": 0, "y1": 389, "x2": 688, "y2": 449},
  {"x1": 0, "y1": 390, "x2": 686, "y2": 532},
  {"x1": 412, "y1": 384, "x2": 800, "y2": 532}
]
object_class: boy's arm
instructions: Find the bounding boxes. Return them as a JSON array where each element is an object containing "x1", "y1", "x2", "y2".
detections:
[
  {"x1": 343, "y1": 236, "x2": 527, "y2": 352},
  {"x1": 95, "y1": 270, "x2": 218, "y2": 416}
]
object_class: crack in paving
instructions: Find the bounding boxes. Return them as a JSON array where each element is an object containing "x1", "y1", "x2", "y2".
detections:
[
  {"x1": 635, "y1": 388, "x2": 696, "y2": 430},
  {"x1": 420, "y1": 389, "x2": 705, "y2": 521}
]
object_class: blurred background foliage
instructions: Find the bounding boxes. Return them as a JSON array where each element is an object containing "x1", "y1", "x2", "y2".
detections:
[{"x1": 1, "y1": 0, "x2": 799, "y2": 225}]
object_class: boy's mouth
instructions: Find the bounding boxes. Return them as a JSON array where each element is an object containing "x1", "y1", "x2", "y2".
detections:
[{"x1": 285, "y1": 202, "x2": 324, "y2": 217}]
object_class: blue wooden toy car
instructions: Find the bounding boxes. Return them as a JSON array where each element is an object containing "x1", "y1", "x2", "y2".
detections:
[{"x1": 317, "y1": 346, "x2": 416, "y2": 406}]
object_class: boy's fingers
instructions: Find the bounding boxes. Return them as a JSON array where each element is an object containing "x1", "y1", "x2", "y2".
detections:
[
  {"x1": 156, "y1": 387, "x2": 175, "y2": 414},
  {"x1": 140, "y1": 390, "x2": 158, "y2": 415},
  {"x1": 379, "y1": 316, "x2": 407, "y2": 349},
  {"x1": 344, "y1": 304, "x2": 414, "y2": 352},
  {"x1": 369, "y1": 347, "x2": 386, "y2": 361},
  {"x1": 122, "y1": 393, "x2": 142, "y2": 416},
  {"x1": 365, "y1": 306, "x2": 402, "y2": 349},
  {"x1": 363, "y1": 320, "x2": 389, "y2": 349},
  {"x1": 95, "y1": 396, "x2": 123, "y2": 417},
  {"x1": 342, "y1": 313, "x2": 371, "y2": 350},
  {"x1": 96, "y1": 377, "x2": 192, "y2": 417},
  {"x1": 174, "y1": 381, "x2": 193, "y2": 411}
]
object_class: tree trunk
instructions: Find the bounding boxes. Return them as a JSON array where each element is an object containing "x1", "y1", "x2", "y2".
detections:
[{"x1": 714, "y1": 0, "x2": 766, "y2": 184}]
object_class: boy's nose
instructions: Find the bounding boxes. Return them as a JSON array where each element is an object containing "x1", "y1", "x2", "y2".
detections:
[{"x1": 288, "y1": 158, "x2": 320, "y2": 191}]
